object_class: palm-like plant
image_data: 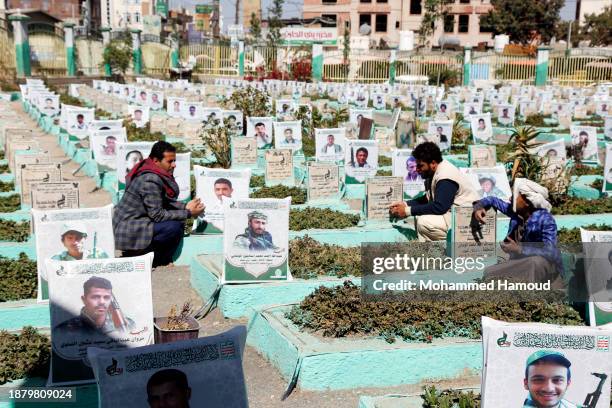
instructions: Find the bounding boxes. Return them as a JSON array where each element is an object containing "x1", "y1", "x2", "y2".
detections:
[{"x1": 506, "y1": 125, "x2": 543, "y2": 183}]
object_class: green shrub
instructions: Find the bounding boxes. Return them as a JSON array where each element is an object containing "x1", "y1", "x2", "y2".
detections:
[
  {"x1": 290, "y1": 208, "x2": 360, "y2": 231},
  {"x1": 59, "y1": 93, "x2": 86, "y2": 107},
  {"x1": 0, "y1": 81, "x2": 19, "y2": 92},
  {"x1": 286, "y1": 282, "x2": 583, "y2": 343},
  {"x1": 94, "y1": 108, "x2": 113, "y2": 119},
  {"x1": 251, "y1": 185, "x2": 307, "y2": 205},
  {"x1": 557, "y1": 224, "x2": 610, "y2": 244},
  {"x1": 0, "y1": 181, "x2": 15, "y2": 192},
  {"x1": 0, "y1": 253, "x2": 37, "y2": 301},
  {"x1": 289, "y1": 236, "x2": 361, "y2": 279},
  {"x1": 124, "y1": 121, "x2": 165, "y2": 142},
  {"x1": 376, "y1": 169, "x2": 392, "y2": 176},
  {"x1": 0, "y1": 327, "x2": 50, "y2": 384},
  {"x1": 590, "y1": 178, "x2": 603, "y2": 190},
  {"x1": 427, "y1": 68, "x2": 460, "y2": 88},
  {"x1": 0, "y1": 163, "x2": 8, "y2": 173},
  {"x1": 572, "y1": 165, "x2": 603, "y2": 176},
  {"x1": 378, "y1": 156, "x2": 392, "y2": 166},
  {"x1": 524, "y1": 113, "x2": 546, "y2": 127},
  {"x1": 250, "y1": 175, "x2": 265, "y2": 188},
  {"x1": 551, "y1": 197, "x2": 612, "y2": 215},
  {"x1": 421, "y1": 386, "x2": 480, "y2": 408},
  {"x1": 0, "y1": 220, "x2": 30, "y2": 242},
  {"x1": 0, "y1": 195, "x2": 20, "y2": 213}
]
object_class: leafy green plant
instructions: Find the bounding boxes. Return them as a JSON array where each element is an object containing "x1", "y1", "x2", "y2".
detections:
[
  {"x1": 428, "y1": 68, "x2": 460, "y2": 88},
  {"x1": 590, "y1": 178, "x2": 603, "y2": 190},
  {"x1": 0, "y1": 220, "x2": 30, "y2": 242},
  {"x1": 572, "y1": 164, "x2": 603, "y2": 176},
  {"x1": 251, "y1": 185, "x2": 306, "y2": 204},
  {"x1": 376, "y1": 169, "x2": 392, "y2": 176},
  {"x1": 0, "y1": 195, "x2": 21, "y2": 213},
  {"x1": 124, "y1": 120, "x2": 166, "y2": 142},
  {"x1": 59, "y1": 93, "x2": 86, "y2": 107},
  {"x1": 222, "y1": 87, "x2": 271, "y2": 118},
  {"x1": 378, "y1": 156, "x2": 392, "y2": 166},
  {"x1": 102, "y1": 31, "x2": 133, "y2": 76},
  {"x1": 550, "y1": 197, "x2": 612, "y2": 215},
  {"x1": 524, "y1": 113, "x2": 546, "y2": 127},
  {"x1": 198, "y1": 119, "x2": 238, "y2": 169},
  {"x1": 294, "y1": 105, "x2": 315, "y2": 157},
  {"x1": 0, "y1": 327, "x2": 50, "y2": 384},
  {"x1": 289, "y1": 208, "x2": 360, "y2": 231},
  {"x1": 250, "y1": 175, "x2": 265, "y2": 188},
  {"x1": 286, "y1": 281, "x2": 583, "y2": 343},
  {"x1": 0, "y1": 81, "x2": 19, "y2": 92},
  {"x1": 0, "y1": 181, "x2": 14, "y2": 192},
  {"x1": 507, "y1": 126, "x2": 543, "y2": 183},
  {"x1": 289, "y1": 236, "x2": 361, "y2": 279},
  {"x1": 0, "y1": 253, "x2": 37, "y2": 301},
  {"x1": 95, "y1": 108, "x2": 113, "y2": 119},
  {"x1": 321, "y1": 106, "x2": 349, "y2": 128},
  {"x1": 0, "y1": 163, "x2": 8, "y2": 173},
  {"x1": 557, "y1": 224, "x2": 610, "y2": 244},
  {"x1": 421, "y1": 386, "x2": 480, "y2": 408}
]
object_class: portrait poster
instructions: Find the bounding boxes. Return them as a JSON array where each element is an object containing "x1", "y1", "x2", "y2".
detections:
[
  {"x1": 427, "y1": 120, "x2": 452, "y2": 151},
  {"x1": 580, "y1": 228, "x2": 612, "y2": 326},
  {"x1": 31, "y1": 182, "x2": 80, "y2": 210},
  {"x1": 604, "y1": 116, "x2": 612, "y2": 141},
  {"x1": 33, "y1": 204, "x2": 115, "y2": 302},
  {"x1": 202, "y1": 107, "x2": 223, "y2": 125},
  {"x1": 46, "y1": 253, "x2": 154, "y2": 386},
  {"x1": 14, "y1": 152, "x2": 49, "y2": 188},
  {"x1": 395, "y1": 119, "x2": 414, "y2": 149},
  {"x1": 345, "y1": 139, "x2": 378, "y2": 184},
  {"x1": 604, "y1": 143, "x2": 612, "y2": 193},
  {"x1": 88, "y1": 326, "x2": 248, "y2": 408},
  {"x1": 167, "y1": 97, "x2": 185, "y2": 118},
  {"x1": 391, "y1": 149, "x2": 425, "y2": 200},
  {"x1": 182, "y1": 102, "x2": 205, "y2": 121},
  {"x1": 536, "y1": 139, "x2": 567, "y2": 162},
  {"x1": 247, "y1": 117, "x2": 274, "y2": 149},
  {"x1": 365, "y1": 177, "x2": 403, "y2": 221},
  {"x1": 230, "y1": 136, "x2": 257, "y2": 168},
  {"x1": 175, "y1": 153, "x2": 191, "y2": 202},
  {"x1": 116, "y1": 142, "x2": 154, "y2": 190},
  {"x1": 571, "y1": 126, "x2": 599, "y2": 164},
  {"x1": 437, "y1": 100, "x2": 453, "y2": 120},
  {"x1": 38, "y1": 94, "x2": 60, "y2": 116},
  {"x1": 222, "y1": 110, "x2": 244, "y2": 134},
  {"x1": 273, "y1": 121, "x2": 302, "y2": 151},
  {"x1": 595, "y1": 101, "x2": 610, "y2": 117},
  {"x1": 275, "y1": 98, "x2": 296, "y2": 118},
  {"x1": 460, "y1": 165, "x2": 511, "y2": 202},
  {"x1": 451, "y1": 205, "x2": 496, "y2": 259},
  {"x1": 470, "y1": 113, "x2": 493, "y2": 144},
  {"x1": 128, "y1": 105, "x2": 150, "y2": 128},
  {"x1": 468, "y1": 145, "x2": 497, "y2": 168},
  {"x1": 90, "y1": 119, "x2": 123, "y2": 132},
  {"x1": 463, "y1": 102, "x2": 481, "y2": 117},
  {"x1": 193, "y1": 167, "x2": 251, "y2": 234},
  {"x1": 349, "y1": 108, "x2": 373, "y2": 134},
  {"x1": 147, "y1": 91, "x2": 164, "y2": 110},
  {"x1": 497, "y1": 104, "x2": 515, "y2": 126},
  {"x1": 91, "y1": 128, "x2": 128, "y2": 171},
  {"x1": 265, "y1": 149, "x2": 294, "y2": 186},
  {"x1": 20, "y1": 163, "x2": 62, "y2": 206},
  {"x1": 481, "y1": 317, "x2": 612, "y2": 408},
  {"x1": 67, "y1": 108, "x2": 94, "y2": 139},
  {"x1": 223, "y1": 198, "x2": 290, "y2": 283},
  {"x1": 307, "y1": 162, "x2": 340, "y2": 201},
  {"x1": 372, "y1": 93, "x2": 386, "y2": 110},
  {"x1": 315, "y1": 128, "x2": 345, "y2": 163}
]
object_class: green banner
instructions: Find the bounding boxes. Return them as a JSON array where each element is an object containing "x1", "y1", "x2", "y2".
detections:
[
  {"x1": 195, "y1": 4, "x2": 214, "y2": 13},
  {"x1": 156, "y1": 0, "x2": 168, "y2": 18}
]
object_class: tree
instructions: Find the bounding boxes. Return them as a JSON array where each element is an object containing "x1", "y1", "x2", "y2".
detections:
[
  {"x1": 480, "y1": 0, "x2": 564, "y2": 44},
  {"x1": 418, "y1": 0, "x2": 453, "y2": 47},
  {"x1": 102, "y1": 30, "x2": 133, "y2": 76},
  {"x1": 580, "y1": 5, "x2": 612, "y2": 46},
  {"x1": 266, "y1": 0, "x2": 284, "y2": 54},
  {"x1": 249, "y1": 12, "x2": 262, "y2": 44}
]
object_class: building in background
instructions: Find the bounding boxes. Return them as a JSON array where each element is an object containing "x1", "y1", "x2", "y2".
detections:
[
  {"x1": 575, "y1": 0, "x2": 609, "y2": 22},
  {"x1": 100, "y1": 0, "x2": 155, "y2": 31},
  {"x1": 303, "y1": 0, "x2": 494, "y2": 48},
  {"x1": 242, "y1": 0, "x2": 261, "y2": 29},
  {"x1": 5, "y1": 0, "x2": 101, "y2": 28}
]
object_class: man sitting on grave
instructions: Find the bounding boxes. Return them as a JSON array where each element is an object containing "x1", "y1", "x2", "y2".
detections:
[
  {"x1": 389, "y1": 142, "x2": 479, "y2": 242},
  {"x1": 472, "y1": 178, "x2": 562, "y2": 285},
  {"x1": 113, "y1": 141, "x2": 205, "y2": 267}
]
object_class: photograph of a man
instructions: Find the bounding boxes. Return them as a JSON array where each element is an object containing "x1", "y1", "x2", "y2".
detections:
[
  {"x1": 478, "y1": 175, "x2": 504, "y2": 198},
  {"x1": 51, "y1": 223, "x2": 109, "y2": 261},
  {"x1": 352, "y1": 147, "x2": 371, "y2": 169},
  {"x1": 282, "y1": 128, "x2": 296, "y2": 144},
  {"x1": 140, "y1": 91, "x2": 147, "y2": 103},
  {"x1": 321, "y1": 134, "x2": 343, "y2": 155},
  {"x1": 125, "y1": 150, "x2": 144, "y2": 178},
  {"x1": 133, "y1": 109, "x2": 144, "y2": 124},
  {"x1": 54, "y1": 276, "x2": 135, "y2": 336},
  {"x1": 103, "y1": 136, "x2": 117, "y2": 156},
  {"x1": 173, "y1": 100, "x2": 180, "y2": 113},
  {"x1": 43, "y1": 98, "x2": 55, "y2": 112},
  {"x1": 405, "y1": 156, "x2": 422, "y2": 182},
  {"x1": 211, "y1": 178, "x2": 233, "y2": 211},
  {"x1": 522, "y1": 350, "x2": 579, "y2": 408},
  {"x1": 151, "y1": 93, "x2": 160, "y2": 106},
  {"x1": 254, "y1": 122, "x2": 272, "y2": 149},
  {"x1": 147, "y1": 368, "x2": 191, "y2": 408},
  {"x1": 188, "y1": 105, "x2": 196, "y2": 117},
  {"x1": 436, "y1": 126, "x2": 449, "y2": 149},
  {"x1": 477, "y1": 118, "x2": 486, "y2": 131},
  {"x1": 73, "y1": 114, "x2": 87, "y2": 130},
  {"x1": 439, "y1": 103, "x2": 447, "y2": 114},
  {"x1": 233, "y1": 211, "x2": 278, "y2": 251}
]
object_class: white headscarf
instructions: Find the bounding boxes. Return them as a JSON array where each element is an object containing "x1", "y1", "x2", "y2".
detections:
[{"x1": 513, "y1": 178, "x2": 552, "y2": 212}]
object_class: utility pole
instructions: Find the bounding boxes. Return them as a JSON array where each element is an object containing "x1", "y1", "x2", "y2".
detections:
[
  {"x1": 566, "y1": 20, "x2": 573, "y2": 57},
  {"x1": 235, "y1": 0, "x2": 240, "y2": 25}
]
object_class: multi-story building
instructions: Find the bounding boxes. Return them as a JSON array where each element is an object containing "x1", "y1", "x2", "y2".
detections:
[
  {"x1": 5, "y1": 0, "x2": 102, "y2": 28},
  {"x1": 303, "y1": 0, "x2": 494, "y2": 48},
  {"x1": 100, "y1": 0, "x2": 154, "y2": 31},
  {"x1": 575, "y1": 0, "x2": 610, "y2": 22},
  {"x1": 242, "y1": 0, "x2": 261, "y2": 29}
]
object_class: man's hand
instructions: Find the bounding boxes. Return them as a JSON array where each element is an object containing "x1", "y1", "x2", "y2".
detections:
[
  {"x1": 389, "y1": 201, "x2": 409, "y2": 220},
  {"x1": 186, "y1": 198, "x2": 205, "y2": 217},
  {"x1": 500, "y1": 236, "x2": 521, "y2": 255},
  {"x1": 473, "y1": 207, "x2": 487, "y2": 224}
]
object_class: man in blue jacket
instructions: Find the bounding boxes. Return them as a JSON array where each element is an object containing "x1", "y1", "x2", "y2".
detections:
[{"x1": 472, "y1": 178, "x2": 563, "y2": 285}]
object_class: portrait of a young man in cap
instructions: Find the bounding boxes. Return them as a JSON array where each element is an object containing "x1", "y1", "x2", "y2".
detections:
[
  {"x1": 51, "y1": 222, "x2": 109, "y2": 261},
  {"x1": 523, "y1": 350, "x2": 580, "y2": 408},
  {"x1": 233, "y1": 211, "x2": 278, "y2": 251}
]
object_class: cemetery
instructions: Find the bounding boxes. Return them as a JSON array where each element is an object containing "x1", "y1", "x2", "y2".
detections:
[{"x1": 0, "y1": 8, "x2": 611, "y2": 407}]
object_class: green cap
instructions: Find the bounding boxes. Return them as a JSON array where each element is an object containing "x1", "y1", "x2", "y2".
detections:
[
  {"x1": 526, "y1": 350, "x2": 571, "y2": 368},
  {"x1": 247, "y1": 211, "x2": 267, "y2": 221}
]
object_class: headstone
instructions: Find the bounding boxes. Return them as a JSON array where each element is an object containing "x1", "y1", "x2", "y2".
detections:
[
  {"x1": 31, "y1": 182, "x2": 80, "y2": 210},
  {"x1": 264, "y1": 149, "x2": 293, "y2": 186},
  {"x1": 20, "y1": 163, "x2": 62, "y2": 206},
  {"x1": 365, "y1": 177, "x2": 403, "y2": 220},
  {"x1": 307, "y1": 162, "x2": 340, "y2": 201}
]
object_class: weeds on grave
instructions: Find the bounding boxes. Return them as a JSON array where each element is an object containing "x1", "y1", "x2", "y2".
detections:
[
  {"x1": 572, "y1": 164, "x2": 603, "y2": 176},
  {"x1": 378, "y1": 156, "x2": 392, "y2": 166},
  {"x1": 0, "y1": 195, "x2": 20, "y2": 213},
  {"x1": 421, "y1": 386, "x2": 480, "y2": 408},
  {"x1": 184, "y1": 218, "x2": 194, "y2": 236},
  {"x1": 0, "y1": 180, "x2": 15, "y2": 192},
  {"x1": 557, "y1": 224, "x2": 611, "y2": 245},
  {"x1": 290, "y1": 208, "x2": 360, "y2": 231},
  {"x1": 59, "y1": 93, "x2": 86, "y2": 107},
  {"x1": 0, "y1": 220, "x2": 30, "y2": 242},
  {"x1": 95, "y1": 108, "x2": 113, "y2": 119},
  {"x1": 0, "y1": 163, "x2": 8, "y2": 173},
  {"x1": 250, "y1": 175, "x2": 265, "y2": 188},
  {"x1": 295, "y1": 105, "x2": 315, "y2": 157},
  {"x1": 0, "y1": 253, "x2": 37, "y2": 301},
  {"x1": 376, "y1": 169, "x2": 392, "y2": 176},
  {"x1": 286, "y1": 282, "x2": 583, "y2": 343},
  {"x1": 289, "y1": 236, "x2": 361, "y2": 279},
  {"x1": 0, "y1": 81, "x2": 19, "y2": 92},
  {"x1": 251, "y1": 185, "x2": 307, "y2": 204},
  {"x1": 164, "y1": 302, "x2": 194, "y2": 330},
  {"x1": 124, "y1": 119, "x2": 166, "y2": 142},
  {"x1": 0, "y1": 151, "x2": 4, "y2": 160},
  {"x1": 590, "y1": 178, "x2": 603, "y2": 190},
  {"x1": 550, "y1": 197, "x2": 612, "y2": 215},
  {"x1": 0, "y1": 327, "x2": 50, "y2": 384},
  {"x1": 523, "y1": 113, "x2": 546, "y2": 127}
]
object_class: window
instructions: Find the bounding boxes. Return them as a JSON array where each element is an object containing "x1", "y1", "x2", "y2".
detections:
[
  {"x1": 443, "y1": 14, "x2": 454, "y2": 33},
  {"x1": 395, "y1": 21, "x2": 400, "y2": 29},
  {"x1": 459, "y1": 0, "x2": 470, "y2": 3},
  {"x1": 479, "y1": 16, "x2": 492, "y2": 32},
  {"x1": 375, "y1": 14, "x2": 387, "y2": 32},
  {"x1": 377, "y1": 0, "x2": 388, "y2": 3},
  {"x1": 360, "y1": 0, "x2": 372, "y2": 3},
  {"x1": 321, "y1": 14, "x2": 337, "y2": 27},
  {"x1": 322, "y1": 0, "x2": 336, "y2": 4},
  {"x1": 359, "y1": 14, "x2": 371, "y2": 28},
  {"x1": 134, "y1": 12, "x2": 141, "y2": 23},
  {"x1": 458, "y1": 14, "x2": 469, "y2": 33},
  {"x1": 410, "y1": 0, "x2": 422, "y2": 14}
]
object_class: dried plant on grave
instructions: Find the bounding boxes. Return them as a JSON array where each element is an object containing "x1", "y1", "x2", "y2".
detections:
[
  {"x1": 0, "y1": 220, "x2": 30, "y2": 242},
  {"x1": 251, "y1": 185, "x2": 307, "y2": 204},
  {"x1": 289, "y1": 236, "x2": 361, "y2": 279},
  {"x1": 557, "y1": 224, "x2": 611, "y2": 245},
  {"x1": 0, "y1": 326, "x2": 50, "y2": 384},
  {"x1": 421, "y1": 385, "x2": 480, "y2": 408},
  {"x1": 0, "y1": 253, "x2": 37, "y2": 301},
  {"x1": 289, "y1": 208, "x2": 360, "y2": 231},
  {"x1": 198, "y1": 119, "x2": 233, "y2": 169},
  {"x1": 123, "y1": 119, "x2": 166, "y2": 142},
  {"x1": 0, "y1": 195, "x2": 21, "y2": 213},
  {"x1": 221, "y1": 87, "x2": 271, "y2": 118},
  {"x1": 164, "y1": 301, "x2": 194, "y2": 330},
  {"x1": 451, "y1": 117, "x2": 471, "y2": 148},
  {"x1": 249, "y1": 175, "x2": 265, "y2": 188}
]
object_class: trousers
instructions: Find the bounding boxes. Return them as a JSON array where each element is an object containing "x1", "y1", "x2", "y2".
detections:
[
  {"x1": 123, "y1": 220, "x2": 184, "y2": 267},
  {"x1": 416, "y1": 214, "x2": 450, "y2": 242}
]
